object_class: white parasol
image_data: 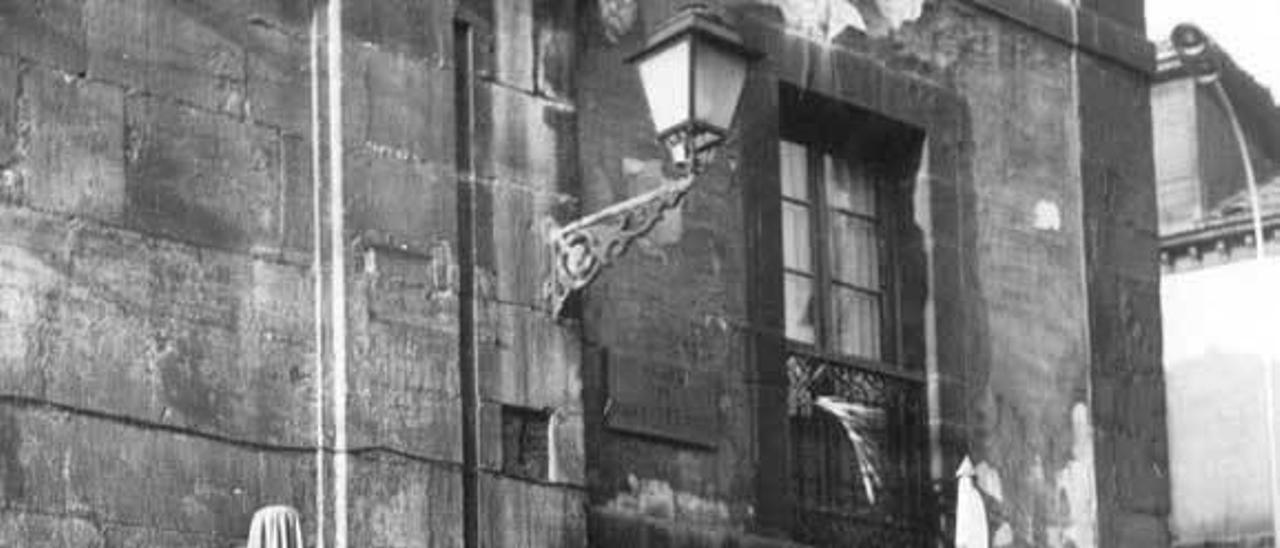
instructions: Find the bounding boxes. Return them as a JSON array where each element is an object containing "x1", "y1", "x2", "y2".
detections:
[
  {"x1": 954, "y1": 456, "x2": 989, "y2": 548},
  {"x1": 246, "y1": 505, "x2": 304, "y2": 548}
]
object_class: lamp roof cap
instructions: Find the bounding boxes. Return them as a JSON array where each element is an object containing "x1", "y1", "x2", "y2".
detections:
[{"x1": 625, "y1": 3, "x2": 761, "y2": 64}]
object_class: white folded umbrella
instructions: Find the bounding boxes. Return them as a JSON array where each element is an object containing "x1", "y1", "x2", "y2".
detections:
[
  {"x1": 954, "y1": 456, "x2": 989, "y2": 548},
  {"x1": 246, "y1": 505, "x2": 304, "y2": 548}
]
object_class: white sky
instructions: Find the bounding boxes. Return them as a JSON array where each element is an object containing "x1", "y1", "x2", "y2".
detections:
[{"x1": 1146, "y1": 0, "x2": 1280, "y2": 97}]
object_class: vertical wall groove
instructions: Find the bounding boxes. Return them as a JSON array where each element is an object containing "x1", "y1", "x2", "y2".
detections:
[{"x1": 454, "y1": 20, "x2": 480, "y2": 548}]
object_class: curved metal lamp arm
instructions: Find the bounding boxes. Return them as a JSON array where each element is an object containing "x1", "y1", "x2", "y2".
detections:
[
  {"x1": 545, "y1": 174, "x2": 696, "y2": 317},
  {"x1": 1209, "y1": 81, "x2": 1266, "y2": 260}
]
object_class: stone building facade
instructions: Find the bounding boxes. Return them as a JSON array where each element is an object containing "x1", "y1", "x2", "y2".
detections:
[{"x1": 0, "y1": 0, "x2": 1166, "y2": 546}]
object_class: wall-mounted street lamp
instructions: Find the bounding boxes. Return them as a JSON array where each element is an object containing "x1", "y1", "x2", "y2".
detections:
[{"x1": 546, "y1": 3, "x2": 760, "y2": 317}]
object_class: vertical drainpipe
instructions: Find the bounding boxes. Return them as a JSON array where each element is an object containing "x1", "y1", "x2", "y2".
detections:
[
  {"x1": 454, "y1": 21, "x2": 480, "y2": 548},
  {"x1": 326, "y1": 0, "x2": 349, "y2": 545}
]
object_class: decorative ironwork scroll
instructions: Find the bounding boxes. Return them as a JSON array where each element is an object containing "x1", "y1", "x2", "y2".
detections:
[{"x1": 545, "y1": 174, "x2": 695, "y2": 317}]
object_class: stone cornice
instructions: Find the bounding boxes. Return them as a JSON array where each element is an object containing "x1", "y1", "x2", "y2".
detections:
[{"x1": 1160, "y1": 213, "x2": 1280, "y2": 258}]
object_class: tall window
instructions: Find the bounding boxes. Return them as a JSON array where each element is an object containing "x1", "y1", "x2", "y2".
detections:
[
  {"x1": 779, "y1": 88, "x2": 931, "y2": 546},
  {"x1": 781, "y1": 140, "x2": 892, "y2": 360}
]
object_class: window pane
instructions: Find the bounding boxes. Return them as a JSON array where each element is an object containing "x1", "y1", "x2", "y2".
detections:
[
  {"x1": 785, "y1": 273, "x2": 817, "y2": 344},
  {"x1": 832, "y1": 286, "x2": 880, "y2": 359},
  {"x1": 781, "y1": 141, "x2": 808, "y2": 201},
  {"x1": 825, "y1": 155, "x2": 875, "y2": 217},
  {"x1": 784, "y1": 202, "x2": 813, "y2": 273},
  {"x1": 829, "y1": 212, "x2": 879, "y2": 289}
]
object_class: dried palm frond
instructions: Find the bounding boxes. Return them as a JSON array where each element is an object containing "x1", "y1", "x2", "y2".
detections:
[{"x1": 814, "y1": 395, "x2": 884, "y2": 505}]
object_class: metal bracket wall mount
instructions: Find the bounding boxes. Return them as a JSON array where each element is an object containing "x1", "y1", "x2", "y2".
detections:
[{"x1": 545, "y1": 174, "x2": 696, "y2": 317}]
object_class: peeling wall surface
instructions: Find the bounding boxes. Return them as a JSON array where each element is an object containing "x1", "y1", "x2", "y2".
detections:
[{"x1": 0, "y1": 0, "x2": 1166, "y2": 547}]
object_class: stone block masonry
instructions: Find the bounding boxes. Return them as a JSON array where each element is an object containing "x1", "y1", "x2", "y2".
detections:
[{"x1": 0, "y1": 1, "x2": 478, "y2": 546}]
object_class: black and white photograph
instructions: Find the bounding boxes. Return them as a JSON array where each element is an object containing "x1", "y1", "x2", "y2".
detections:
[{"x1": 0, "y1": 0, "x2": 1275, "y2": 546}]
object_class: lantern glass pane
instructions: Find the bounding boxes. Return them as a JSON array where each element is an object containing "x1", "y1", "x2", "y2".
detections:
[
  {"x1": 637, "y1": 38, "x2": 691, "y2": 136},
  {"x1": 693, "y1": 41, "x2": 748, "y2": 132}
]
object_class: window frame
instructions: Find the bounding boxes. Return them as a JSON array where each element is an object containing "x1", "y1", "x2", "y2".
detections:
[
  {"x1": 779, "y1": 135, "x2": 910, "y2": 377},
  {"x1": 775, "y1": 88, "x2": 935, "y2": 545}
]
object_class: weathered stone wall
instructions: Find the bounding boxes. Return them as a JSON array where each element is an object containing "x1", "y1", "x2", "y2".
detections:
[
  {"x1": 576, "y1": 0, "x2": 759, "y2": 537},
  {"x1": 0, "y1": 0, "x2": 591, "y2": 545},
  {"x1": 933, "y1": 7, "x2": 1096, "y2": 546},
  {"x1": 0, "y1": 0, "x2": 1165, "y2": 546},
  {"x1": 577, "y1": 0, "x2": 1167, "y2": 547},
  {"x1": 462, "y1": 1, "x2": 588, "y2": 546},
  {"x1": 1078, "y1": 25, "x2": 1172, "y2": 548},
  {"x1": 3, "y1": 0, "x2": 437, "y2": 545},
  {"x1": 336, "y1": 1, "x2": 464, "y2": 545},
  {"x1": 0, "y1": 1, "x2": 318, "y2": 545}
]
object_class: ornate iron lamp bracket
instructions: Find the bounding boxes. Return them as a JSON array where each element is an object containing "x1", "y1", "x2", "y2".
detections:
[{"x1": 545, "y1": 174, "x2": 696, "y2": 317}]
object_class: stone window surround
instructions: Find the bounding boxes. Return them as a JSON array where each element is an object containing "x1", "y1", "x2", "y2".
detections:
[{"x1": 735, "y1": 10, "x2": 972, "y2": 538}]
